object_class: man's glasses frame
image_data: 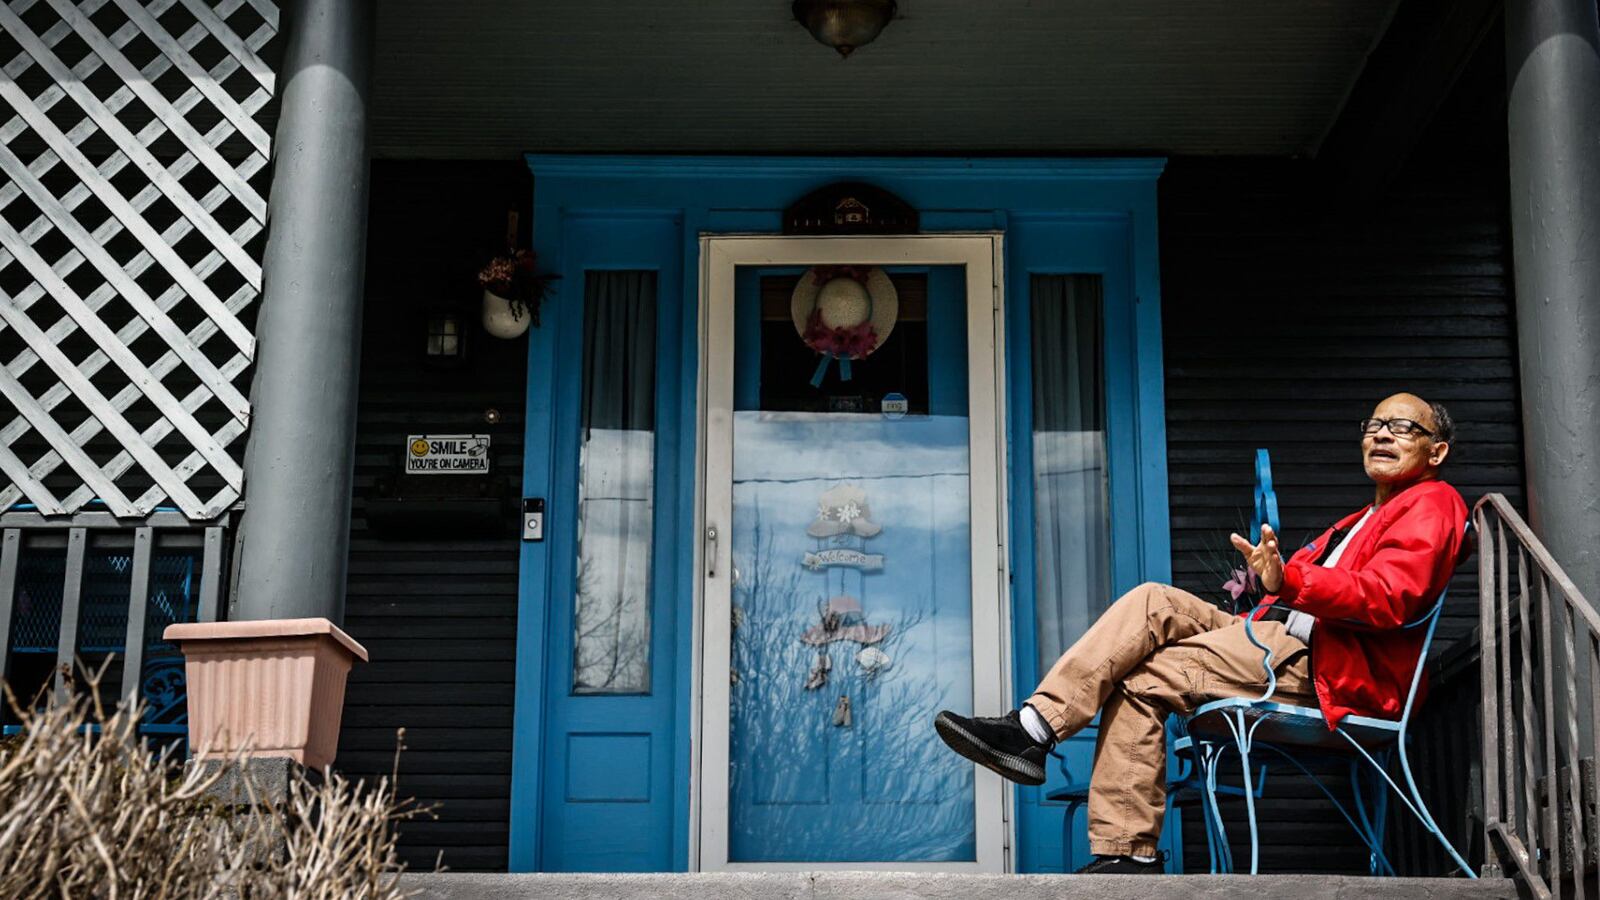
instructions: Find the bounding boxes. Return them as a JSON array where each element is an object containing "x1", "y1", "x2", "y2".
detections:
[{"x1": 1359, "y1": 417, "x2": 1434, "y2": 438}]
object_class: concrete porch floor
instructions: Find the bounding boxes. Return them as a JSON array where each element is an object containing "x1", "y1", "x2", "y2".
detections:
[{"x1": 402, "y1": 871, "x2": 1516, "y2": 899}]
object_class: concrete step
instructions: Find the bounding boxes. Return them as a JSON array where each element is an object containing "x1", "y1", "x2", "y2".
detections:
[{"x1": 403, "y1": 872, "x2": 1516, "y2": 899}]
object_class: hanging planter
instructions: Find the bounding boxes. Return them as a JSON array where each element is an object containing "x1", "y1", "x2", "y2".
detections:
[
  {"x1": 481, "y1": 288, "x2": 531, "y2": 339},
  {"x1": 477, "y1": 249, "x2": 557, "y2": 339}
]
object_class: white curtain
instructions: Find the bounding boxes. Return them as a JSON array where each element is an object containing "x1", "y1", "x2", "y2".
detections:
[
  {"x1": 573, "y1": 271, "x2": 657, "y2": 694},
  {"x1": 1030, "y1": 275, "x2": 1111, "y2": 674}
]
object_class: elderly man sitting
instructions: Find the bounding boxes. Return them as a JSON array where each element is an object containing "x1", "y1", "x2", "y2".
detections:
[{"x1": 935, "y1": 392, "x2": 1467, "y2": 874}]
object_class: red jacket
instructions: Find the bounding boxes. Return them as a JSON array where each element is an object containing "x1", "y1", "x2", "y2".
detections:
[{"x1": 1256, "y1": 479, "x2": 1468, "y2": 729}]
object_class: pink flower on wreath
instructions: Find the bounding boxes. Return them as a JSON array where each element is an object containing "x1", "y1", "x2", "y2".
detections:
[{"x1": 803, "y1": 309, "x2": 878, "y2": 360}]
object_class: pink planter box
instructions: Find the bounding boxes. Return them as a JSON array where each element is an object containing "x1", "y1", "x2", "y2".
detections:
[{"x1": 163, "y1": 618, "x2": 369, "y2": 771}]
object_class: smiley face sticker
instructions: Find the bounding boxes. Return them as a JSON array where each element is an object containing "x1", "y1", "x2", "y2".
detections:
[{"x1": 410, "y1": 438, "x2": 430, "y2": 458}]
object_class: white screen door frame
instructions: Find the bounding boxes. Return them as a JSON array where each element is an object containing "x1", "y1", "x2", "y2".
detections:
[{"x1": 693, "y1": 234, "x2": 1013, "y2": 872}]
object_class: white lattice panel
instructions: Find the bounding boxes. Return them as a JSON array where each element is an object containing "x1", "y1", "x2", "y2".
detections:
[{"x1": 0, "y1": 0, "x2": 276, "y2": 519}]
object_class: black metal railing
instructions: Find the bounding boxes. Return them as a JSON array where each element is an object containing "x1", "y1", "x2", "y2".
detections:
[{"x1": 1477, "y1": 493, "x2": 1599, "y2": 899}]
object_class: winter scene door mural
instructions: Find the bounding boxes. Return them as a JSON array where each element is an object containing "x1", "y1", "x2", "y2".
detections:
[{"x1": 726, "y1": 265, "x2": 979, "y2": 863}]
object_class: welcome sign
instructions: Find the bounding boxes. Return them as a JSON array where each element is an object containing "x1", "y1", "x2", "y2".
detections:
[
  {"x1": 406, "y1": 434, "x2": 490, "y2": 474},
  {"x1": 802, "y1": 549, "x2": 885, "y2": 571}
]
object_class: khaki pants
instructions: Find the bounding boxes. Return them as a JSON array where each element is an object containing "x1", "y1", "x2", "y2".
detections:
[{"x1": 1026, "y1": 582, "x2": 1314, "y2": 858}]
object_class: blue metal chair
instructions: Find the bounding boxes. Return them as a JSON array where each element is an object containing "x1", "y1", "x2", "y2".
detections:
[
  {"x1": 1180, "y1": 449, "x2": 1476, "y2": 877},
  {"x1": 1046, "y1": 716, "x2": 1269, "y2": 873}
]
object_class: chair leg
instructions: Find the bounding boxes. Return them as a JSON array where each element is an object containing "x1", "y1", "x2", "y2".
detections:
[
  {"x1": 1371, "y1": 752, "x2": 1392, "y2": 875},
  {"x1": 1240, "y1": 738, "x2": 1261, "y2": 874},
  {"x1": 1350, "y1": 761, "x2": 1376, "y2": 876},
  {"x1": 1205, "y1": 772, "x2": 1221, "y2": 874},
  {"x1": 1213, "y1": 745, "x2": 1237, "y2": 874},
  {"x1": 1196, "y1": 743, "x2": 1227, "y2": 874},
  {"x1": 1349, "y1": 759, "x2": 1396, "y2": 876},
  {"x1": 1064, "y1": 800, "x2": 1082, "y2": 872},
  {"x1": 1396, "y1": 739, "x2": 1476, "y2": 878},
  {"x1": 1219, "y1": 709, "x2": 1262, "y2": 875},
  {"x1": 1334, "y1": 728, "x2": 1477, "y2": 879}
]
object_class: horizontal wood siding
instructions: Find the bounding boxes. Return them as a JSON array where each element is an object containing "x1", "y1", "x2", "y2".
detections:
[
  {"x1": 1161, "y1": 58, "x2": 1521, "y2": 872},
  {"x1": 336, "y1": 161, "x2": 531, "y2": 872}
]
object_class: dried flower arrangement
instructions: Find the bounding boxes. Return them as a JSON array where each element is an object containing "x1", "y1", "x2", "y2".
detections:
[
  {"x1": 1193, "y1": 511, "x2": 1312, "y2": 613},
  {"x1": 1194, "y1": 510, "x2": 1270, "y2": 614},
  {"x1": 477, "y1": 249, "x2": 557, "y2": 327},
  {"x1": 0, "y1": 664, "x2": 435, "y2": 899}
]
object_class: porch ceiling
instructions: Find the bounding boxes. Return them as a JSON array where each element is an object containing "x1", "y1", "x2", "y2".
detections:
[{"x1": 369, "y1": 1, "x2": 1399, "y2": 160}]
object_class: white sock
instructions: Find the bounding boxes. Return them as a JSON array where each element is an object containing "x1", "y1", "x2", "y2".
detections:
[
  {"x1": 1019, "y1": 704, "x2": 1054, "y2": 745},
  {"x1": 1131, "y1": 854, "x2": 1157, "y2": 863}
]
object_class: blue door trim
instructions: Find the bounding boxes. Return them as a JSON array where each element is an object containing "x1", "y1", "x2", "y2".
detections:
[{"x1": 510, "y1": 156, "x2": 1169, "y2": 872}]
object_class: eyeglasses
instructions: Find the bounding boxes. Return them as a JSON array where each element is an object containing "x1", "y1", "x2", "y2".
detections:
[{"x1": 1359, "y1": 417, "x2": 1434, "y2": 438}]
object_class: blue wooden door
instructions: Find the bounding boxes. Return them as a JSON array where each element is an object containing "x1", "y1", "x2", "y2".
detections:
[
  {"x1": 533, "y1": 217, "x2": 686, "y2": 871},
  {"x1": 724, "y1": 265, "x2": 983, "y2": 863}
]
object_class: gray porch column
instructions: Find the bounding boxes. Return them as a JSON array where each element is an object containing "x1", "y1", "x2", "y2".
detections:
[
  {"x1": 233, "y1": 0, "x2": 373, "y2": 623},
  {"x1": 1505, "y1": 0, "x2": 1600, "y2": 600}
]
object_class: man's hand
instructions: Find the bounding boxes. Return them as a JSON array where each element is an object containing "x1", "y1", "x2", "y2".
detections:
[{"x1": 1230, "y1": 524, "x2": 1285, "y2": 594}]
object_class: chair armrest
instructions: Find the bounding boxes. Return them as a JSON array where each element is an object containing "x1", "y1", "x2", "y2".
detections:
[{"x1": 1241, "y1": 602, "x2": 1279, "y2": 703}]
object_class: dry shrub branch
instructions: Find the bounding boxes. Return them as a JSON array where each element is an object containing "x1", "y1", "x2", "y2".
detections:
[{"x1": 0, "y1": 667, "x2": 433, "y2": 899}]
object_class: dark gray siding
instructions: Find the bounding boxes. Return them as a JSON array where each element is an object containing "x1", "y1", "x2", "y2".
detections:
[
  {"x1": 336, "y1": 161, "x2": 531, "y2": 872},
  {"x1": 1161, "y1": 159, "x2": 1520, "y2": 649},
  {"x1": 1161, "y1": 52, "x2": 1521, "y2": 873}
]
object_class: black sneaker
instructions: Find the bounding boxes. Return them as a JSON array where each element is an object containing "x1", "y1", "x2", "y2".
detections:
[
  {"x1": 1073, "y1": 853, "x2": 1166, "y2": 875},
  {"x1": 933, "y1": 709, "x2": 1049, "y2": 786}
]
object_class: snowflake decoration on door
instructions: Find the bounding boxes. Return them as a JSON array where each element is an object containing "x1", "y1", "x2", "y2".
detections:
[{"x1": 807, "y1": 484, "x2": 881, "y2": 538}]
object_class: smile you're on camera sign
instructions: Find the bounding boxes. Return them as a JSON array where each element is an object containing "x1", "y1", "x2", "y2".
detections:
[{"x1": 405, "y1": 434, "x2": 491, "y2": 475}]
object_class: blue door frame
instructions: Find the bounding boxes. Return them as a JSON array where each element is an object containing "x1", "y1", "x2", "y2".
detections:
[{"x1": 510, "y1": 157, "x2": 1171, "y2": 872}]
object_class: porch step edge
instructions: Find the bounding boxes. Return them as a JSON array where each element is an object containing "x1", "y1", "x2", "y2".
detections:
[{"x1": 401, "y1": 872, "x2": 1516, "y2": 900}]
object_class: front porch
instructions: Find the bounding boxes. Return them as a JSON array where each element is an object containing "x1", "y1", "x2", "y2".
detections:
[{"x1": 0, "y1": 0, "x2": 1598, "y2": 890}]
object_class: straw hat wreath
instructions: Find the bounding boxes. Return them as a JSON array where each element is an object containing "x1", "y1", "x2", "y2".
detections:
[{"x1": 792, "y1": 265, "x2": 898, "y2": 386}]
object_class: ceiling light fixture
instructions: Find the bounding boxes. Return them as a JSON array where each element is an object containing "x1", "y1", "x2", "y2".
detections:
[{"x1": 792, "y1": 0, "x2": 897, "y2": 58}]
